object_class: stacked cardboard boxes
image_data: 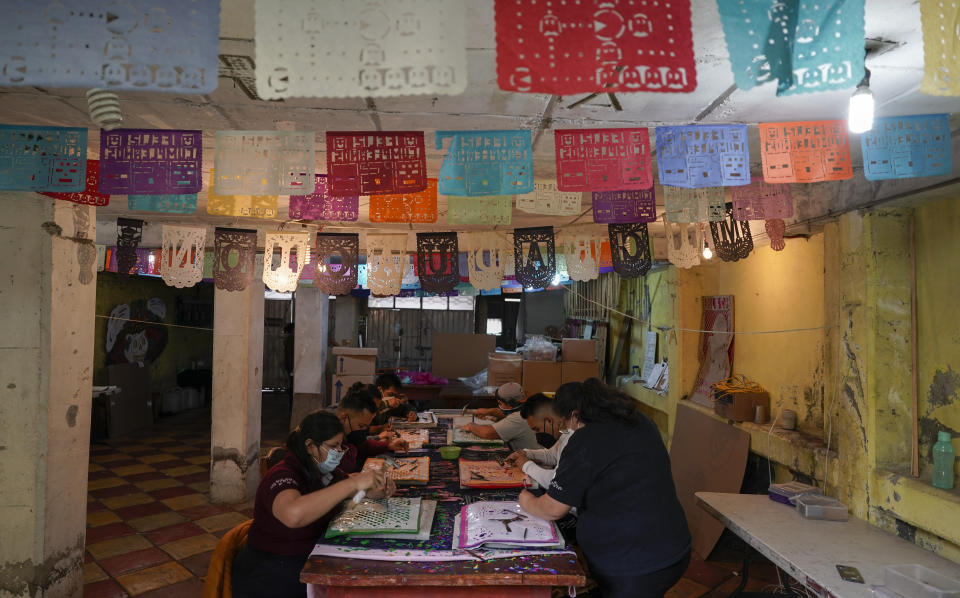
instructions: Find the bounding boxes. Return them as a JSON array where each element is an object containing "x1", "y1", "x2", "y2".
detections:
[
  {"x1": 560, "y1": 339, "x2": 601, "y2": 385},
  {"x1": 330, "y1": 347, "x2": 377, "y2": 403}
]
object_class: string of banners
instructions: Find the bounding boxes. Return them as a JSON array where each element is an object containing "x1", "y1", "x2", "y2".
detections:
[{"x1": 2, "y1": 1, "x2": 957, "y2": 98}]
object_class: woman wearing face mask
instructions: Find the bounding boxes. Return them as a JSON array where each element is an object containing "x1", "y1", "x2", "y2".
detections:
[
  {"x1": 518, "y1": 379, "x2": 691, "y2": 598},
  {"x1": 233, "y1": 411, "x2": 394, "y2": 598}
]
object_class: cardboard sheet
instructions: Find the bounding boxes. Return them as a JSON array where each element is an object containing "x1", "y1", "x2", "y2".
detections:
[
  {"x1": 431, "y1": 333, "x2": 496, "y2": 378},
  {"x1": 670, "y1": 405, "x2": 749, "y2": 560}
]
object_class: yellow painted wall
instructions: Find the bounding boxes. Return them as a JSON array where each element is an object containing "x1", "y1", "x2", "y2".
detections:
[{"x1": 622, "y1": 203, "x2": 960, "y2": 563}]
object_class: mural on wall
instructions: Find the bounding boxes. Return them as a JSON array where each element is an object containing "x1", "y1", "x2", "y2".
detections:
[
  {"x1": 106, "y1": 299, "x2": 168, "y2": 365},
  {"x1": 689, "y1": 295, "x2": 735, "y2": 407}
]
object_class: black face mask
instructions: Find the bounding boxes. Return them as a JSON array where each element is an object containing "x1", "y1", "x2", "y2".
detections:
[
  {"x1": 346, "y1": 430, "x2": 368, "y2": 446},
  {"x1": 500, "y1": 404, "x2": 522, "y2": 415}
]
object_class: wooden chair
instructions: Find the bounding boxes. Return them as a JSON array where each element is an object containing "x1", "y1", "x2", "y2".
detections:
[{"x1": 202, "y1": 519, "x2": 252, "y2": 598}]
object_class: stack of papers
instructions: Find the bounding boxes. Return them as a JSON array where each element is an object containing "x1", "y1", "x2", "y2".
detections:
[
  {"x1": 324, "y1": 497, "x2": 422, "y2": 538},
  {"x1": 454, "y1": 501, "x2": 564, "y2": 550}
]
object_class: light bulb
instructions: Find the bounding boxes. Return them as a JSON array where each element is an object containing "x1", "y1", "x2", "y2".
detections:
[
  {"x1": 702, "y1": 243, "x2": 713, "y2": 260},
  {"x1": 551, "y1": 275, "x2": 561, "y2": 286},
  {"x1": 848, "y1": 86, "x2": 875, "y2": 134}
]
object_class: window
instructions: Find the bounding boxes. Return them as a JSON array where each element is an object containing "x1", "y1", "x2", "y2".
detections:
[
  {"x1": 367, "y1": 296, "x2": 476, "y2": 311},
  {"x1": 486, "y1": 318, "x2": 503, "y2": 335}
]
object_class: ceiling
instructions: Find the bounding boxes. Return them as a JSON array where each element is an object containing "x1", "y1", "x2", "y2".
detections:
[{"x1": 0, "y1": 0, "x2": 958, "y2": 250}]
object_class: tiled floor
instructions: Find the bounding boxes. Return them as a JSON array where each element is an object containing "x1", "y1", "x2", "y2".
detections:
[
  {"x1": 83, "y1": 393, "x2": 290, "y2": 598},
  {"x1": 83, "y1": 393, "x2": 781, "y2": 597}
]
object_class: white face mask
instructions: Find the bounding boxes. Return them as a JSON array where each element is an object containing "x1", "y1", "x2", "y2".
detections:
[
  {"x1": 559, "y1": 417, "x2": 581, "y2": 436},
  {"x1": 314, "y1": 445, "x2": 345, "y2": 474}
]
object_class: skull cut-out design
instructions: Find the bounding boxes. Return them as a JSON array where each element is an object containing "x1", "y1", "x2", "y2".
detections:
[
  {"x1": 559, "y1": 229, "x2": 602, "y2": 282},
  {"x1": 662, "y1": 214, "x2": 701, "y2": 269},
  {"x1": 366, "y1": 234, "x2": 408, "y2": 296}
]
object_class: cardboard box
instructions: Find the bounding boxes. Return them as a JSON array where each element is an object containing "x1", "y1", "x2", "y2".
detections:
[
  {"x1": 522, "y1": 361, "x2": 562, "y2": 397},
  {"x1": 562, "y1": 338, "x2": 597, "y2": 362},
  {"x1": 488, "y1": 352, "x2": 523, "y2": 387},
  {"x1": 432, "y1": 333, "x2": 496, "y2": 378},
  {"x1": 330, "y1": 375, "x2": 375, "y2": 403},
  {"x1": 713, "y1": 391, "x2": 770, "y2": 423},
  {"x1": 331, "y1": 347, "x2": 378, "y2": 375},
  {"x1": 561, "y1": 361, "x2": 602, "y2": 384}
]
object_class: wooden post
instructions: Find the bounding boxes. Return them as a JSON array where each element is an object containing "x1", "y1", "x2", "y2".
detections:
[{"x1": 910, "y1": 212, "x2": 920, "y2": 478}]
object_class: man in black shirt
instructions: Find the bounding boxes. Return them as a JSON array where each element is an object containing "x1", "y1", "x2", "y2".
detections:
[{"x1": 519, "y1": 379, "x2": 691, "y2": 598}]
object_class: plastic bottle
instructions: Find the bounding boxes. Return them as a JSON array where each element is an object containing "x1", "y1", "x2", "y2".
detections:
[{"x1": 932, "y1": 431, "x2": 956, "y2": 490}]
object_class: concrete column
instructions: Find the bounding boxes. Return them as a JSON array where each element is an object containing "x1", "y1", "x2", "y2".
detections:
[
  {"x1": 210, "y1": 256, "x2": 264, "y2": 504},
  {"x1": 290, "y1": 287, "x2": 329, "y2": 429},
  {"x1": 0, "y1": 196, "x2": 96, "y2": 598}
]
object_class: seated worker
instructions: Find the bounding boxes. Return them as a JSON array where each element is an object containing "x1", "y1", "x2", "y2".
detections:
[
  {"x1": 458, "y1": 382, "x2": 543, "y2": 452},
  {"x1": 518, "y1": 379, "x2": 691, "y2": 598},
  {"x1": 334, "y1": 383, "x2": 407, "y2": 473},
  {"x1": 370, "y1": 372, "x2": 418, "y2": 431},
  {"x1": 233, "y1": 411, "x2": 396, "y2": 598},
  {"x1": 505, "y1": 393, "x2": 571, "y2": 489}
]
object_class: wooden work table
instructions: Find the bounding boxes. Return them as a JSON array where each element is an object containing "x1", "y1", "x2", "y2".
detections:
[{"x1": 696, "y1": 492, "x2": 960, "y2": 597}]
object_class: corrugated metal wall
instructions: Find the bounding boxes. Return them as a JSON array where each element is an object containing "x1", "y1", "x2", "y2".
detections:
[{"x1": 366, "y1": 308, "x2": 474, "y2": 371}]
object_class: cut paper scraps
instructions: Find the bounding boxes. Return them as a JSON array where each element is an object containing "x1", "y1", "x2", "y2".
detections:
[
  {"x1": 128, "y1": 194, "x2": 197, "y2": 214},
  {"x1": 160, "y1": 225, "x2": 206, "y2": 288},
  {"x1": 206, "y1": 171, "x2": 278, "y2": 219},
  {"x1": 366, "y1": 234, "x2": 408, "y2": 296},
  {"x1": 99, "y1": 129, "x2": 202, "y2": 194},
  {"x1": 664, "y1": 187, "x2": 725, "y2": 223},
  {"x1": 416, "y1": 232, "x2": 460, "y2": 295},
  {"x1": 608, "y1": 223, "x2": 652, "y2": 278},
  {"x1": 0, "y1": 125, "x2": 86, "y2": 192},
  {"x1": 314, "y1": 233, "x2": 360, "y2": 296},
  {"x1": 436, "y1": 130, "x2": 533, "y2": 196},
  {"x1": 555, "y1": 128, "x2": 652, "y2": 192},
  {"x1": 494, "y1": 0, "x2": 696, "y2": 94},
  {"x1": 116, "y1": 218, "x2": 144, "y2": 276},
  {"x1": 213, "y1": 131, "x2": 314, "y2": 195},
  {"x1": 327, "y1": 131, "x2": 427, "y2": 196},
  {"x1": 559, "y1": 229, "x2": 602, "y2": 282},
  {"x1": 710, "y1": 204, "x2": 754, "y2": 263},
  {"x1": 255, "y1": 0, "x2": 467, "y2": 99},
  {"x1": 0, "y1": 0, "x2": 219, "y2": 92},
  {"x1": 213, "y1": 228, "x2": 258, "y2": 292},
  {"x1": 662, "y1": 214, "x2": 701, "y2": 269},
  {"x1": 759, "y1": 120, "x2": 852, "y2": 183},
  {"x1": 369, "y1": 179, "x2": 438, "y2": 224},
  {"x1": 730, "y1": 180, "x2": 793, "y2": 221},
  {"x1": 463, "y1": 231, "x2": 509, "y2": 291},
  {"x1": 656, "y1": 125, "x2": 750, "y2": 188},
  {"x1": 288, "y1": 174, "x2": 359, "y2": 222},
  {"x1": 591, "y1": 188, "x2": 657, "y2": 224},
  {"x1": 40, "y1": 159, "x2": 108, "y2": 206},
  {"x1": 515, "y1": 181, "x2": 581, "y2": 216},
  {"x1": 263, "y1": 232, "x2": 310, "y2": 293},
  {"x1": 513, "y1": 227, "x2": 556, "y2": 290},
  {"x1": 717, "y1": 0, "x2": 865, "y2": 96},
  {"x1": 860, "y1": 114, "x2": 952, "y2": 181},
  {"x1": 447, "y1": 196, "x2": 512, "y2": 225},
  {"x1": 920, "y1": 0, "x2": 960, "y2": 95}
]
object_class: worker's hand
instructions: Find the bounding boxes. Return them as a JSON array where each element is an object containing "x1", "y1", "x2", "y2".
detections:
[
  {"x1": 459, "y1": 423, "x2": 476, "y2": 435},
  {"x1": 518, "y1": 489, "x2": 535, "y2": 512},
  {"x1": 350, "y1": 469, "x2": 386, "y2": 493},
  {"x1": 406, "y1": 411, "x2": 418, "y2": 422},
  {"x1": 378, "y1": 430, "x2": 395, "y2": 441},
  {"x1": 384, "y1": 395, "x2": 402, "y2": 409},
  {"x1": 366, "y1": 475, "x2": 396, "y2": 499},
  {"x1": 387, "y1": 438, "x2": 409, "y2": 452},
  {"x1": 505, "y1": 451, "x2": 530, "y2": 469}
]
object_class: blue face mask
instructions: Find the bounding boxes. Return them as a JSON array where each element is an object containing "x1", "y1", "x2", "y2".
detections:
[{"x1": 314, "y1": 445, "x2": 344, "y2": 474}]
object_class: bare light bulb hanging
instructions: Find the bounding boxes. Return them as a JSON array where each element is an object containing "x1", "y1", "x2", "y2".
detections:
[
  {"x1": 702, "y1": 242, "x2": 713, "y2": 260},
  {"x1": 848, "y1": 68, "x2": 874, "y2": 134}
]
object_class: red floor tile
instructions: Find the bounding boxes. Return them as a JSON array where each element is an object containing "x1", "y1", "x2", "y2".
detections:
[
  {"x1": 113, "y1": 502, "x2": 172, "y2": 521},
  {"x1": 149, "y1": 486, "x2": 195, "y2": 500},
  {"x1": 87, "y1": 501, "x2": 107, "y2": 513},
  {"x1": 177, "y1": 504, "x2": 231, "y2": 520},
  {"x1": 179, "y1": 550, "x2": 213, "y2": 577},
  {"x1": 90, "y1": 485, "x2": 140, "y2": 499},
  {"x1": 98, "y1": 547, "x2": 172, "y2": 578},
  {"x1": 125, "y1": 472, "x2": 168, "y2": 483},
  {"x1": 176, "y1": 450, "x2": 208, "y2": 459},
  {"x1": 84, "y1": 522, "x2": 136, "y2": 544},
  {"x1": 88, "y1": 470, "x2": 118, "y2": 481},
  {"x1": 135, "y1": 578, "x2": 204, "y2": 598},
  {"x1": 124, "y1": 449, "x2": 155, "y2": 457},
  {"x1": 149, "y1": 441, "x2": 182, "y2": 449},
  {"x1": 149, "y1": 460, "x2": 190, "y2": 470},
  {"x1": 83, "y1": 578, "x2": 129, "y2": 598},
  {"x1": 175, "y1": 472, "x2": 209, "y2": 484},
  {"x1": 144, "y1": 522, "x2": 205, "y2": 545}
]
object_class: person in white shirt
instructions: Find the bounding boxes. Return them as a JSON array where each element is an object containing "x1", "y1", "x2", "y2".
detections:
[{"x1": 506, "y1": 394, "x2": 570, "y2": 488}]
